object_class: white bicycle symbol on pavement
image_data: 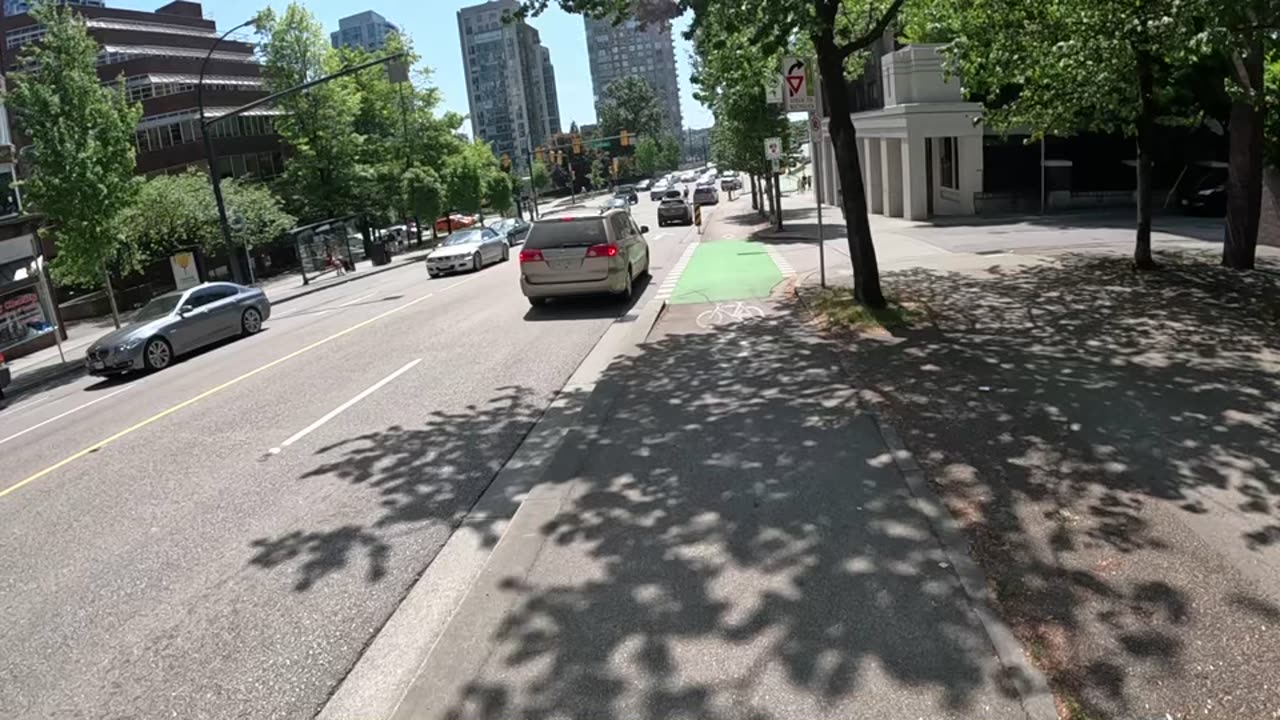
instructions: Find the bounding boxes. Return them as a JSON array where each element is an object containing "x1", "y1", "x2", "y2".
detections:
[{"x1": 696, "y1": 301, "x2": 766, "y2": 328}]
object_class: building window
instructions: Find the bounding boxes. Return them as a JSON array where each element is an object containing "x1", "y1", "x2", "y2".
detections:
[{"x1": 940, "y1": 137, "x2": 959, "y2": 190}]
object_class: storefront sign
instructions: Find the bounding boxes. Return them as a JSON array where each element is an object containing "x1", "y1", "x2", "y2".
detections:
[{"x1": 0, "y1": 286, "x2": 50, "y2": 353}]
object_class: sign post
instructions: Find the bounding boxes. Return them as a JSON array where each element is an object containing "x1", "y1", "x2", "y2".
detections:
[{"x1": 808, "y1": 112, "x2": 826, "y2": 288}]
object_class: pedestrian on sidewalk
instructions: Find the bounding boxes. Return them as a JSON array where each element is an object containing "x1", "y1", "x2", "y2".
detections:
[{"x1": 326, "y1": 249, "x2": 346, "y2": 277}]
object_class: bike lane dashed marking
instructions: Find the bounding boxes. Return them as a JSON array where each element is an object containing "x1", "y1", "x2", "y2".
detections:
[
  {"x1": 765, "y1": 245, "x2": 797, "y2": 277},
  {"x1": 656, "y1": 243, "x2": 698, "y2": 301}
]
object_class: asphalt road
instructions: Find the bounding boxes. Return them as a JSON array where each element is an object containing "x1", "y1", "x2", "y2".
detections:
[{"x1": 0, "y1": 196, "x2": 697, "y2": 719}]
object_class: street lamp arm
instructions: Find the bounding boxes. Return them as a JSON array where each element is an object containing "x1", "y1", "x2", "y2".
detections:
[{"x1": 197, "y1": 19, "x2": 256, "y2": 128}]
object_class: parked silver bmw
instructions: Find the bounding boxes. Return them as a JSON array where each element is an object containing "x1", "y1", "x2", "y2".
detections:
[
  {"x1": 426, "y1": 227, "x2": 509, "y2": 277},
  {"x1": 85, "y1": 282, "x2": 270, "y2": 376}
]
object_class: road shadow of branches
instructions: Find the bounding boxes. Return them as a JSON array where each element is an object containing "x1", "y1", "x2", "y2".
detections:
[
  {"x1": 439, "y1": 304, "x2": 1033, "y2": 720},
  {"x1": 247, "y1": 384, "x2": 574, "y2": 592},
  {"x1": 816, "y1": 251, "x2": 1280, "y2": 718}
]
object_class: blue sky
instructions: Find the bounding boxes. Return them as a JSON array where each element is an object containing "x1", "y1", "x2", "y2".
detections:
[{"x1": 117, "y1": 0, "x2": 714, "y2": 131}]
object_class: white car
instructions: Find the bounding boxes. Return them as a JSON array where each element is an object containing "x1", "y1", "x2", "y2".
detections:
[{"x1": 426, "y1": 227, "x2": 509, "y2": 277}]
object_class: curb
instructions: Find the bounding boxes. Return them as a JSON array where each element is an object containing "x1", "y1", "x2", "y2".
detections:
[
  {"x1": 3, "y1": 257, "x2": 429, "y2": 402},
  {"x1": 873, "y1": 418, "x2": 1059, "y2": 720},
  {"x1": 318, "y1": 289, "x2": 668, "y2": 720},
  {"x1": 789, "y1": 287, "x2": 1058, "y2": 720},
  {"x1": 267, "y1": 253, "x2": 428, "y2": 307}
]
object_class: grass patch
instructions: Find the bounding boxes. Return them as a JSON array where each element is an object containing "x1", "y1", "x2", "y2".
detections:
[{"x1": 804, "y1": 287, "x2": 920, "y2": 332}]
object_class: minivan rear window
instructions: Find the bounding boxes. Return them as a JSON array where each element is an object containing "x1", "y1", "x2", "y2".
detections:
[{"x1": 525, "y1": 217, "x2": 608, "y2": 250}]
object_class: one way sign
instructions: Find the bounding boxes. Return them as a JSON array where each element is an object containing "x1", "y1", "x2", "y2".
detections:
[{"x1": 782, "y1": 57, "x2": 816, "y2": 112}]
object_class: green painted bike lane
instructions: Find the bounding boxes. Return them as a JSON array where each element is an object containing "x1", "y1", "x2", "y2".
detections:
[{"x1": 667, "y1": 239, "x2": 784, "y2": 305}]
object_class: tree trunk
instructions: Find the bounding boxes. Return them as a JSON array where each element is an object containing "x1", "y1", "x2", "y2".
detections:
[
  {"x1": 1223, "y1": 40, "x2": 1265, "y2": 270},
  {"x1": 750, "y1": 173, "x2": 759, "y2": 211},
  {"x1": 774, "y1": 171, "x2": 784, "y2": 230},
  {"x1": 102, "y1": 264, "x2": 121, "y2": 329},
  {"x1": 764, "y1": 172, "x2": 776, "y2": 220},
  {"x1": 1134, "y1": 50, "x2": 1157, "y2": 270},
  {"x1": 815, "y1": 31, "x2": 885, "y2": 307}
]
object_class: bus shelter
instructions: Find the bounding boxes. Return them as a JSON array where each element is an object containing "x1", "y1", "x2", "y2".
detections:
[{"x1": 289, "y1": 216, "x2": 365, "y2": 285}]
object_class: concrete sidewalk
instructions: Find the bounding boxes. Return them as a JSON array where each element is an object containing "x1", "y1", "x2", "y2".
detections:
[{"x1": 388, "y1": 293, "x2": 1049, "y2": 720}]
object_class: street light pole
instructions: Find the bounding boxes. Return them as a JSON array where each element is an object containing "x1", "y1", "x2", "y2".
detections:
[{"x1": 198, "y1": 18, "x2": 257, "y2": 285}]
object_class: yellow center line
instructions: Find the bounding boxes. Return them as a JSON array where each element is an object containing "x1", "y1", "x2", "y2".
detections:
[{"x1": 0, "y1": 273, "x2": 482, "y2": 500}]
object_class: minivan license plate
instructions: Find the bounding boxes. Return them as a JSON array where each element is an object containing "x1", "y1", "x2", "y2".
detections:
[{"x1": 550, "y1": 260, "x2": 574, "y2": 270}]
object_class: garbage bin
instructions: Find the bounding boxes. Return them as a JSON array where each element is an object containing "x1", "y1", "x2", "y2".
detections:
[{"x1": 367, "y1": 241, "x2": 390, "y2": 266}]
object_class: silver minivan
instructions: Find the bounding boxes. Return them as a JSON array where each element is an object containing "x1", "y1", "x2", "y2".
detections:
[{"x1": 519, "y1": 210, "x2": 651, "y2": 307}]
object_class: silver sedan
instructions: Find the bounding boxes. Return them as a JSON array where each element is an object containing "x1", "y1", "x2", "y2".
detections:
[
  {"x1": 425, "y1": 227, "x2": 509, "y2": 277},
  {"x1": 85, "y1": 282, "x2": 270, "y2": 375}
]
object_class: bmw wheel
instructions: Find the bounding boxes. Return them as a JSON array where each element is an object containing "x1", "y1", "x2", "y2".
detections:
[
  {"x1": 241, "y1": 307, "x2": 263, "y2": 336},
  {"x1": 473, "y1": 252, "x2": 482, "y2": 272},
  {"x1": 144, "y1": 338, "x2": 172, "y2": 371},
  {"x1": 501, "y1": 245, "x2": 510, "y2": 262}
]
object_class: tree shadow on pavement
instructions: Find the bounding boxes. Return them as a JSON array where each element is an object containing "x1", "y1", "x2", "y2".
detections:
[
  {"x1": 247, "y1": 384, "x2": 573, "y2": 592},
  {"x1": 824, "y1": 252, "x2": 1280, "y2": 718},
  {"x1": 438, "y1": 305, "x2": 1032, "y2": 720}
]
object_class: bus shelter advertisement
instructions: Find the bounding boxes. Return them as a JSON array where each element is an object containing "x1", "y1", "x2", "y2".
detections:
[{"x1": 0, "y1": 286, "x2": 52, "y2": 354}]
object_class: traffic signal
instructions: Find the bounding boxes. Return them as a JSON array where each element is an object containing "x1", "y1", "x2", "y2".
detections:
[
  {"x1": 572, "y1": 135, "x2": 582, "y2": 154},
  {"x1": 612, "y1": 157, "x2": 620, "y2": 175},
  {"x1": 619, "y1": 129, "x2": 630, "y2": 147},
  {"x1": 534, "y1": 147, "x2": 545, "y2": 164},
  {"x1": 501, "y1": 153, "x2": 511, "y2": 171}
]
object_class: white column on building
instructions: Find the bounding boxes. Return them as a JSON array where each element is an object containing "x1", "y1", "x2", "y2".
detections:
[
  {"x1": 881, "y1": 137, "x2": 903, "y2": 217},
  {"x1": 958, "y1": 135, "x2": 983, "y2": 214},
  {"x1": 902, "y1": 131, "x2": 929, "y2": 220},
  {"x1": 864, "y1": 137, "x2": 883, "y2": 214}
]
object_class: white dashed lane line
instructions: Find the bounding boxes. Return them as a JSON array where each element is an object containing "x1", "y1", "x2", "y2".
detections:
[{"x1": 656, "y1": 243, "x2": 699, "y2": 301}]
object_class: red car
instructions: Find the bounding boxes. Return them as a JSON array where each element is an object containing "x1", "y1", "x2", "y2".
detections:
[{"x1": 435, "y1": 213, "x2": 477, "y2": 234}]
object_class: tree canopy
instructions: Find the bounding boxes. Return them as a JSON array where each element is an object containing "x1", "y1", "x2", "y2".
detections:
[
  {"x1": 596, "y1": 75, "x2": 666, "y2": 139},
  {"x1": 5, "y1": 2, "x2": 141, "y2": 288}
]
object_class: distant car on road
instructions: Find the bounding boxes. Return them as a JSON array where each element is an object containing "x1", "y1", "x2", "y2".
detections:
[
  {"x1": 84, "y1": 282, "x2": 270, "y2": 376},
  {"x1": 635, "y1": 179, "x2": 652, "y2": 191},
  {"x1": 1178, "y1": 163, "x2": 1228, "y2": 216},
  {"x1": 615, "y1": 185, "x2": 639, "y2": 204},
  {"x1": 519, "y1": 209, "x2": 651, "y2": 307},
  {"x1": 426, "y1": 227, "x2": 508, "y2": 277},
  {"x1": 658, "y1": 190, "x2": 694, "y2": 226},
  {"x1": 491, "y1": 217, "x2": 530, "y2": 246},
  {"x1": 434, "y1": 213, "x2": 477, "y2": 234},
  {"x1": 679, "y1": 172, "x2": 697, "y2": 183},
  {"x1": 649, "y1": 181, "x2": 670, "y2": 201},
  {"x1": 719, "y1": 176, "x2": 742, "y2": 192},
  {"x1": 693, "y1": 184, "x2": 720, "y2": 206},
  {"x1": 601, "y1": 197, "x2": 631, "y2": 213}
]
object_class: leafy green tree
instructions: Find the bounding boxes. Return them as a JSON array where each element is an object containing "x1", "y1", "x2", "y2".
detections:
[
  {"x1": 530, "y1": 160, "x2": 552, "y2": 193},
  {"x1": 257, "y1": 3, "x2": 362, "y2": 222},
  {"x1": 401, "y1": 166, "x2": 444, "y2": 238},
  {"x1": 5, "y1": 2, "x2": 141, "y2": 324},
  {"x1": 486, "y1": 172, "x2": 514, "y2": 215},
  {"x1": 446, "y1": 140, "x2": 499, "y2": 217},
  {"x1": 519, "y1": 0, "x2": 909, "y2": 307},
  {"x1": 596, "y1": 75, "x2": 666, "y2": 138},
  {"x1": 221, "y1": 179, "x2": 297, "y2": 257},
  {"x1": 937, "y1": 0, "x2": 1207, "y2": 269},
  {"x1": 124, "y1": 171, "x2": 294, "y2": 265},
  {"x1": 634, "y1": 136, "x2": 661, "y2": 176},
  {"x1": 656, "y1": 134, "x2": 681, "y2": 171},
  {"x1": 1210, "y1": 0, "x2": 1276, "y2": 269}
]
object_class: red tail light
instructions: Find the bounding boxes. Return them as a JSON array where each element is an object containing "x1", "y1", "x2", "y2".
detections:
[
  {"x1": 585, "y1": 243, "x2": 619, "y2": 258},
  {"x1": 519, "y1": 248, "x2": 544, "y2": 263}
]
